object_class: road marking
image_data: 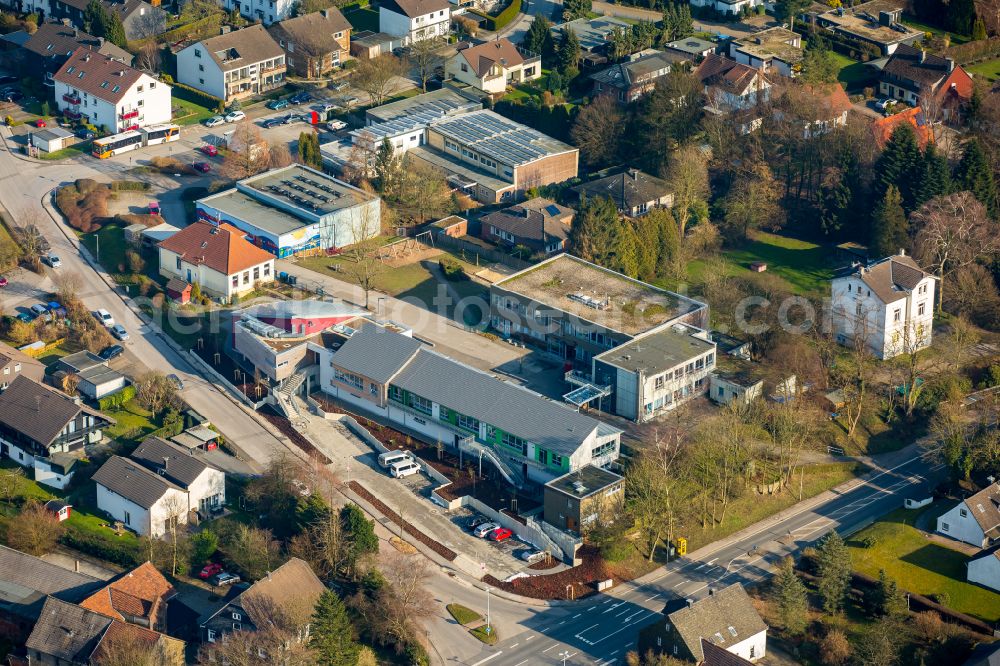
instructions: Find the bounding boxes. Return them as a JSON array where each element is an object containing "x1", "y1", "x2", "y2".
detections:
[
  {"x1": 510, "y1": 643, "x2": 518, "y2": 648},
  {"x1": 557, "y1": 620, "x2": 565, "y2": 626},
  {"x1": 644, "y1": 594, "x2": 660, "y2": 602},
  {"x1": 576, "y1": 623, "x2": 600, "y2": 635},
  {"x1": 589, "y1": 611, "x2": 656, "y2": 646},
  {"x1": 470, "y1": 653, "x2": 502, "y2": 666},
  {"x1": 525, "y1": 635, "x2": 534, "y2": 640},
  {"x1": 602, "y1": 602, "x2": 624, "y2": 613},
  {"x1": 572, "y1": 613, "x2": 582, "y2": 619},
  {"x1": 542, "y1": 643, "x2": 559, "y2": 653},
  {"x1": 706, "y1": 558, "x2": 717, "y2": 566},
  {"x1": 513, "y1": 660, "x2": 529, "y2": 666}
]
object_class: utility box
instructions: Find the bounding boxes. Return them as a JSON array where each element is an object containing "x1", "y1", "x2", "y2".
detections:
[{"x1": 676, "y1": 537, "x2": 688, "y2": 557}]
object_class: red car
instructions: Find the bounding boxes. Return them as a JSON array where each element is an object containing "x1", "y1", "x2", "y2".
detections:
[
  {"x1": 488, "y1": 527, "x2": 512, "y2": 542},
  {"x1": 199, "y1": 563, "x2": 224, "y2": 579},
  {"x1": 0, "y1": 277, "x2": 8, "y2": 287},
  {"x1": 35, "y1": 119, "x2": 46, "y2": 128},
  {"x1": 193, "y1": 162, "x2": 211, "y2": 173},
  {"x1": 200, "y1": 144, "x2": 218, "y2": 157}
]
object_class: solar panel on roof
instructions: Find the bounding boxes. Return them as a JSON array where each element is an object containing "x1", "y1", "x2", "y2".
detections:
[{"x1": 545, "y1": 204, "x2": 561, "y2": 216}]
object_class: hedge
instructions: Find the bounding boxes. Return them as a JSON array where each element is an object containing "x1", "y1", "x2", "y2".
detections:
[
  {"x1": 468, "y1": 0, "x2": 521, "y2": 31},
  {"x1": 148, "y1": 419, "x2": 184, "y2": 440},
  {"x1": 171, "y1": 81, "x2": 224, "y2": 113},
  {"x1": 98, "y1": 385, "x2": 136, "y2": 411},
  {"x1": 61, "y1": 527, "x2": 143, "y2": 568},
  {"x1": 110, "y1": 181, "x2": 150, "y2": 193},
  {"x1": 439, "y1": 256, "x2": 469, "y2": 281}
]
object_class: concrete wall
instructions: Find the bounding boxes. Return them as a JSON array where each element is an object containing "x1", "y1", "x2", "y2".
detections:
[{"x1": 187, "y1": 351, "x2": 268, "y2": 410}]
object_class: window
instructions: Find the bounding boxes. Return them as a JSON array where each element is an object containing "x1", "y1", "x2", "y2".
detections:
[
  {"x1": 207, "y1": 629, "x2": 216, "y2": 642},
  {"x1": 199, "y1": 64, "x2": 204, "y2": 71},
  {"x1": 654, "y1": 375, "x2": 664, "y2": 390},
  {"x1": 264, "y1": 264, "x2": 271, "y2": 276},
  {"x1": 551, "y1": 453, "x2": 563, "y2": 467},
  {"x1": 591, "y1": 441, "x2": 615, "y2": 459},
  {"x1": 195, "y1": 48, "x2": 202, "y2": 57},
  {"x1": 388, "y1": 385, "x2": 403, "y2": 402},
  {"x1": 856, "y1": 303, "x2": 862, "y2": 316},
  {"x1": 370, "y1": 382, "x2": 377, "y2": 395},
  {"x1": 501, "y1": 432, "x2": 527, "y2": 455},
  {"x1": 233, "y1": 622, "x2": 242, "y2": 631},
  {"x1": 150, "y1": 82, "x2": 156, "y2": 89},
  {"x1": 232, "y1": 612, "x2": 242, "y2": 621},
  {"x1": 893, "y1": 308, "x2": 901, "y2": 322},
  {"x1": 243, "y1": 271, "x2": 250, "y2": 285},
  {"x1": 232, "y1": 275, "x2": 239, "y2": 288},
  {"x1": 918, "y1": 302, "x2": 925, "y2": 316},
  {"x1": 960, "y1": 508, "x2": 968, "y2": 518},
  {"x1": 175, "y1": 256, "x2": 182, "y2": 270},
  {"x1": 456, "y1": 413, "x2": 479, "y2": 432},
  {"x1": 538, "y1": 449, "x2": 548, "y2": 465},
  {"x1": 411, "y1": 394, "x2": 433, "y2": 415},
  {"x1": 333, "y1": 369, "x2": 363, "y2": 390},
  {"x1": 124, "y1": 511, "x2": 131, "y2": 525},
  {"x1": 461, "y1": 63, "x2": 468, "y2": 72},
  {"x1": 941, "y1": 522, "x2": 949, "y2": 532},
  {"x1": 253, "y1": 267, "x2": 260, "y2": 280}
]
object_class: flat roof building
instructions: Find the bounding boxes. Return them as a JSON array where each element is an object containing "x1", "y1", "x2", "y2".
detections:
[
  {"x1": 729, "y1": 27, "x2": 803, "y2": 77},
  {"x1": 195, "y1": 164, "x2": 380, "y2": 258},
  {"x1": 543, "y1": 465, "x2": 624, "y2": 534},
  {"x1": 809, "y1": 0, "x2": 921, "y2": 55}
]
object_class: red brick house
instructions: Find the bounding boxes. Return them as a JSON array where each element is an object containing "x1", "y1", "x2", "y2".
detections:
[{"x1": 879, "y1": 44, "x2": 973, "y2": 117}]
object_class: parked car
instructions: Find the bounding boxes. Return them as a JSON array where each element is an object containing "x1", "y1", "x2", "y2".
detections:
[
  {"x1": 76, "y1": 128, "x2": 96, "y2": 140},
  {"x1": 327, "y1": 119, "x2": 347, "y2": 132},
  {"x1": 488, "y1": 527, "x2": 513, "y2": 542},
  {"x1": 94, "y1": 308, "x2": 114, "y2": 328},
  {"x1": 0, "y1": 277, "x2": 8, "y2": 288},
  {"x1": 211, "y1": 572, "x2": 241, "y2": 586},
  {"x1": 47, "y1": 301, "x2": 66, "y2": 317},
  {"x1": 341, "y1": 96, "x2": 360, "y2": 106},
  {"x1": 266, "y1": 98, "x2": 290, "y2": 110},
  {"x1": 389, "y1": 460, "x2": 421, "y2": 478},
  {"x1": 313, "y1": 102, "x2": 338, "y2": 114},
  {"x1": 474, "y1": 522, "x2": 500, "y2": 538},
  {"x1": 15, "y1": 312, "x2": 32, "y2": 323},
  {"x1": 193, "y1": 161, "x2": 211, "y2": 173},
  {"x1": 330, "y1": 80, "x2": 350, "y2": 91},
  {"x1": 167, "y1": 373, "x2": 184, "y2": 390},
  {"x1": 200, "y1": 144, "x2": 218, "y2": 157},
  {"x1": 874, "y1": 98, "x2": 893, "y2": 111},
  {"x1": 199, "y1": 563, "x2": 224, "y2": 579},
  {"x1": 110, "y1": 324, "x2": 129, "y2": 340},
  {"x1": 0, "y1": 75, "x2": 17, "y2": 85},
  {"x1": 520, "y1": 549, "x2": 546, "y2": 563},
  {"x1": 467, "y1": 515, "x2": 492, "y2": 530},
  {"x1": 262, "y1": 116, "x2": 285, "y2": 129},
  {"x1": 224, "y1": 110, "x2": 246, "y2": 123},
  {"x1": 42, "y1": 254, "x2": 61, "y2": 268},
  {"x1": 99, "y1": 344, "x2": 124, "y2": 360},
  {"x1": 34, "y1": 119, "x2": 45, "y2": 128},
  {"x1": 148, "y1": 201, "x2": 160, "y2": 215},
  {"x1": 29, "y1": 303, "x2": 51, "y2": 321},
  {"x1": 289, "y1": 92, "x2": 312, "y2": 104},
  {"x1": 1, "y1": 90, "x2": 23, "y2": 102},
  {"x1": 204, "y1": 115, "x2": 225, "y2": 127}
]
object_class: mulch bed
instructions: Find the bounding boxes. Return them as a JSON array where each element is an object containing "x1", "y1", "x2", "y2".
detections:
[
  {"x1": 349, "y1": 480, "x2": 457, "y2": 562},
  {"x1": 259, "y1": 406, "x2": 331, "y2": 464},
  {"x1": 482, "y1": 546, "x2": 624, "y2": 600},
  {"x1": 192, "y1": 344, "x2": 270, "y2": 401},
  {"x1": 528, "y1": 557, "x2": 561, "y2": 571}
]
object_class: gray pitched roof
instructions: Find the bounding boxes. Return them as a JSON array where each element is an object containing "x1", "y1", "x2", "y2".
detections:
[
  {"x1": 963, "y1": 483, "x2": 1000, "y2": 540},
  {"x1": 667, "y1": 584, "x2": 767, "y2": 662},
  {"x1": 26, "y1": 596, "x2": 112, "y2": 661},
  {"x1": 331, "y1": 324, "x2": 423, "y2": 384},
  {"x1": 200, "y1": 558, "x2": 325, "y2": 628},
  {"x1": 391, "y1": 348, "x2": 604, "y2": 456},
  {"x1": 267, "y1": 9, "x2": 351, "y2": 58},
  {"x1": 0, "y1": 375, "x2": 107, "y2": 448},
  {"x1": 130, "y1": 436, "x2": 214, "y2": 488},
  {"x1": 19, "y1": 21, "x2": 132, "y2": 63},
  {"x1": 0, "y1": 546, "x2": 103, "y2": 621},
  {"x1": 573, "y1": 169, "x2": 672, "y2": 211},
  {"x1": 480, "y1": 198, "x2": 573, "y2": 245},
  {"x1": 381, "y1": 0, "x2": 449, "y2": 18},
  {"x1": 196, "y1": 24, "x2": 284, "y2": 72},
  {"x1": 92, "y1": 455, "x2": 181, "y2": 509},
  {"x1": 849, "y1": 253, "x2": 932, "y2": 304},
  {"x1": 883, "y1": 43, "x2": 953, "y2": 91},
  {"x1": 589, "y1": 50, "x2": 682, "y2": 89}
]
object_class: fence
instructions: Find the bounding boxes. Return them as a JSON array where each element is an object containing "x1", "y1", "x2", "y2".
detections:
[
  {"x1": 187, "y1": 351, "x2": 269, "y2": 410},
  {"x1": 434, "y1": 233, "x2": 532, "y2": 271}
]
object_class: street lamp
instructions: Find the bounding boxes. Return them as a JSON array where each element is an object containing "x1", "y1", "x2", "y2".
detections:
[
  {"x1": 486, "y1": 585, "x2": 491, "y2": 635},
  {"x1": 559, "y1": 650, "x2": 571, "y2": 666}
]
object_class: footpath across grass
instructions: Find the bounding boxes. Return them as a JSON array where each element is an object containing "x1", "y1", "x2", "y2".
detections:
[{"x1": 847, "y1": 507, "x2": 1000, "y2": 623}]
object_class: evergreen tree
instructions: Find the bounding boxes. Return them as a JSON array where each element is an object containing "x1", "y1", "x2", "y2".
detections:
[
  {"x1": 562, "y1": 0, "x2": 591, "y2": 21},
  {"x1": 950, "y1": 0, "x2": 975, "y2": 35},
  {"x1": 634, "y1": 215, "x2": 660, "y2": 281},
  {"x1": 914, "y1": 144, "x2": 951, "y2": 208},
  {"x1": 661, "y1": 4, "x2": 678, "y2": 42},
  {"x1": 773, "y1": 558, "x2": 809, "y2": 635},
  {"x1": 871, "y1": 185, "x2": 909, "y2": 257},
  {"x1": 569, "y1": 196, "x2": 620, "y2": 266},
  {"x1": 83, "y1": 0, "x2": 103, "y2": 34},
  {"x1": 820, "y1": 150, "x2": 868, "y2": 240},
  {"x1": 310, "y1": 590, "x2": 360, "y2": 666},
  {"x1": 373, "y1": 138, "x2": 401, "y2": 196},
  {"x1": 956, "y1": 138, "x2": 998, "y2": 217},
  {"x1": 296, "y1": 491, "x2": 330, "y2": 530},
  {"x1": 868, "y1": 569, "x2": 908, "y2": 618},
  {"x1": 874, "y1": 122, "x2": 922, "y2": 212},
  {"x1": 616, "y1": 219, "x2": 641, "y2": 278},
  {"x1": 650, "y1": 207, "x2": 679, "y2": 276},
  {"x1": 676, "y1": 4, "x2": 693, "y2": 38},
  {"x1": 973, "y1": 16, "x2": 988, "y2": 40},
  {"x1": 816, "y1": 531, "x2": 852, "y2": 615},
  {"x1": 774, "y1": 0, "x2": 811, "y2": 30},
  {"x1": 524, "y1": 15, "x2": 553, "y2": 62},
  {"x1": 557, "y1": 28, "x2": 581, "y2": 75},
  {"x1": 103, "y1": 10, "x2": 127, "y2": 48},
  {"x1": 341, "y1": 503, "x2": 378, "y2": 575}
]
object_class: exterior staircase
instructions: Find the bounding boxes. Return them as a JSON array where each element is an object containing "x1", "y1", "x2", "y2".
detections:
[
  {"x1": 274, "y1": 372, "x2": 307, "y2": 419},
  {"x1": 457, "y1": 436, "x2": 523, "y2": 488}
]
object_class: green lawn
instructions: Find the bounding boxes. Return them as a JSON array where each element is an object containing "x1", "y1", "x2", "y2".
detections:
[
  {"x1": 344, "y1": 7, "x2": 379, "y2": 32},
  {"x1": 80, "y1": 223, "x2": 128, "y2": 275},
  {"x1": 847, "y1": 507, "x2": 1000, "y2": 623},
  {"x1": 172, "y1": 97, "x2": 217, "y2": 126},
  {"x1": 0, "y1": 460, "x2": 58, "y2": 502},
  {"x1": 685, "y1": 231, "x2": 836, "y2": 296},
  {"x1": 39, "y1": 141, "x2": 92, "y2": 161},
  {"x1": 105, "y1": 400, "x2": 159, "y2": 445},
  {"x1": 828, "y1": 51, "x2": 875, "y2": 91},
  {"x1": 901, "y1": 17, "x2": 970, "y2": 44},
  {"x1": 470, "y1": 625, "x2": 498, "y2": 645},
  {"x1": 968, "y1": 57, "x2": 1000, "y2": 82},
  {"x1": 446, "y1": 603, "x2": 482, "y2": 626}
]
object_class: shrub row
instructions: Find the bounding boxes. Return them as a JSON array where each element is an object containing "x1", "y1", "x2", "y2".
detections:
[
  {"x1": 97, "y1": 385, "x2": 136, "y2": 411},
  {"x1": 148, "y1": 419, "x2": 184, "y2": 441},
  {"x1": 467, "y1": 0, "x2": 522, "y2": 31},
  {"x1": 61, "y1": 527, "x2": 143, "y2": 568},
  {"x1": 439, "y1": 256, "x2": 469, "y2": 281},
  {"x1": 349, "y1": 480, "x2": 457, "y2": 561},
  {"x1": 110, "y1": 180, "x2": 150, "y2": 192}
]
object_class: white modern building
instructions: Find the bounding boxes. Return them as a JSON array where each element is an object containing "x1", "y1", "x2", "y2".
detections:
[
  {"x1": 830, "y1": 252, "x2": 936, "y2": 360},
  {"x1": 53, "y1": 48, "x2": 171, "y2": 132},
  {"x1": 220, "y1": 0, "x2": 295, "y2": 25},
  {"x1": 937, "y1": 483, "x2": 1000, "y2": 549},
  {"x1": 379, "y1": 0, "x2": 450, "y2": 45},
  {"x1": 175, "y1": 25, "x2": 286, "y2": 103},
  {"x1": 92, "y1": 437, "x2": 226, "y2": 538}
]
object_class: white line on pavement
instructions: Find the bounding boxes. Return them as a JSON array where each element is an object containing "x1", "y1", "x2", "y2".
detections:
[
  {"x1": 644, "y1": 594, "x2": 660, "y2": 602},
  {"x1": 470, "y1": 653, "x2": 502, "y2": 666},
  {"x1": 542, "y1": 644, "x2": 559, "y2": 653},
  {"x1": 513, "y1": 660, "x2": 529, "y2": 666},
  {"x1": 572, "y1": 614, "x2": 582, "y2": 619}
]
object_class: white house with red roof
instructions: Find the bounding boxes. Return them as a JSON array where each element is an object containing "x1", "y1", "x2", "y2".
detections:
[
  {"x1": 53, "y1": 48, "x2": 171, "y2": 132},
  {"x1": 157, "y1": 221, "x2": 275, "y2": 302}
]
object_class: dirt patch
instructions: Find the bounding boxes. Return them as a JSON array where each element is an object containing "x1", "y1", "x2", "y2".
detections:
[
  {"x1": 482, "y1": 546, "x2": 630, "y2": 600},
  {"x1": 375, "y1": 239, "x2": 441, "y2": 268},
  {"x1": 349, "y1": 480, "x2": 457, "y2": 562}
]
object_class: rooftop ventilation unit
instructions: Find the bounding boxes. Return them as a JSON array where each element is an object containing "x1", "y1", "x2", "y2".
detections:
[{"x1": 567, "y1": 293, "x2": 610, "y2": 310}]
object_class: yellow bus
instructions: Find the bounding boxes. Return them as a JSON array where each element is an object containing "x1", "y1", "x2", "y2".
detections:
[
  {"x1": 141, "y1": 124, "x2": 180, "y2": 146},
  {"x1": 92, "y1": 130, "x2": 143, "y2": 159}
]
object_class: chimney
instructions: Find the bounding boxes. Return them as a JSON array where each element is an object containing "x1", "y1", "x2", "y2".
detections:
[
  {"x1": 72, "y1": 27, "x2": 78, "y2": 37},
  {"x1": 320, "y1": 8, "x2": 328, "y2": 16},
  {"x1": 685, "y1": 598, "x2": 694, "y2": 608},
  {"x1": 74, "y1": 559, "x2": 80, "y2": 573},
  {"x1": 629, "y1": 168, "x2": 639, "y2": 180},
  {"x1": 98, "y1": 37, "x2": 105, "y2": 48},
  {"x1": 708, "y1": 587, "x2": 715, "y2": 596},
  {"x1": 163, "y1": 456, "x2": 170, "y2": 471},
  {"x1": 919, "y1": 49, "x2": 926, "y2": 64},
  {"x1": 899, "y1": 248, "x2": 906, "y2": 256},
  {"x1": 62, "y1": 17, "x2": 72, "y2": 26},
  {"x1": 946, "y1": 56, "x2": 955, "y2": 72}
]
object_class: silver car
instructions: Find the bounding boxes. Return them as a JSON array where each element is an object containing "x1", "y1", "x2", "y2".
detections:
[{"x1": 474, "y1": 522, "x2": 500, "y2": 538}]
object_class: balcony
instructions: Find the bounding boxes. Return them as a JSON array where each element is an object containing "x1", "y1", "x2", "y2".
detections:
[
  {"x1": 62, "y1": 93, "x2": 81, "y2": 105},
  {"x1": 64, "y1": 110, "x2": 81, "y2": 120},
  {"x1": 122, "y1": 123, "x2": 139, "y2": 132},
  {"x1": 120, "y1": 109, "x2": 139, "y2": 120}
]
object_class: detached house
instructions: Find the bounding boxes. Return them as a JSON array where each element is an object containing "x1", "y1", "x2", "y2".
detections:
[
  {"x1": 79, "y1": 561, "x2": 176, "y2": 633},
  {"x1": 590, "y1": 50, "x2": 684, "y2": 104},
  {"x1": 1, "y1": 21, "x2": 132, "y2": 86},
  {"x1": 53, "y1": 48, "x2": 171, "y2": 132},
  {"x1": 729, "y1": 27, "x2": 803, "y2": 78},
  {"x1": 221, "y1": 0, "x2": 295, "y2": 25},
  {"x1": 158, "y1": 221, "x2": 275, "y2": 301},
  {"x1": 479, "y1": 197, "x2": 573, "y2": 256},
  {"x1": 879, "y1": 44, "x2": 973, "y2": 115},
  {"x1": 0, "y1": 341, "x2": 45, "y2": 386},
  {"x1": 176, "y1": 25, "x2": 286, "y2": 104},
  {"x1": 267, "y1": 9, "x2": 352, "y2": 78},
  {"x1": 447, "y1": 39, "x2": 540, "y2": 95},
  {"x1": 695, "y1": 53, "x2": 770, "y2": 115},
  {"x1": 968, "y1": 546, "x2": 1000, "y2": 593},
  {"x1": 937, "y1": 482, "x2": 1000, "y2": 549},
  {"x1": 572, "y1": 168, "x2": 673, "y2": 217},
  {"x1": 379, "y1": 0, "x2": 450, "y2": 46},
  {"x1": 0, "y1": 375, "x2": 112, "y2": 490},
  {"x1": 46, "y1": 0, "x2": 166, "y2": 41},
  {"x1": 830, "y1": 252, "x2": 935, "y2": 359}
]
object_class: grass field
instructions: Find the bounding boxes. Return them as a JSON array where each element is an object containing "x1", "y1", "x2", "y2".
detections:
[
  {"x1": 172, "y1": 97, "x2": 217, "y2": 126},
  {"x1": 685, "y1": 231, "x2": 836, "y2": 296},
  {"x1": 829, "y1": 51, "x2": 876, "y2": 91},
  {"x1": 105, "y1": 400, "x2": 159, "y2": 445},
  {"x1": 847, "y1": 507, "x2": 1000, "y2": 623},
  {"x1": 446, "y1": 603, "x2": 482, "y2": 626},
  {"x1": 39, "y1": 141, "x2": 92, "y2": 161},
  {"x1": 901, "y1": 17, "x2": 970, "y2": 44},
  {"x1": 968, "y1": 57, "x2": 1000, "y2": 82}
]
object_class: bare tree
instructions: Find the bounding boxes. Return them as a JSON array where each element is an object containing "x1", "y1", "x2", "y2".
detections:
[
  {"x1": 666, "y1": 145, "x2": 709, "y2": 241},
  {"x1": 339, "y1": 186, "x2": 387, "y2": 309},
  {"x1": 0, "y1": 466, "x2": 23, "y2": 504},
  {"x1": 135, "y1": 372, "x2": 178, "y2": 414},
  {"x1": 407, "y1": 38, "x2": 444, "y2": 92},
  {"x1": 220, "y1": 121, "x2": 273, "y2": 180},
  {"x1": 94, "y1": 626, "x2": 179, "y2": 666},
  {"x1": 395, "y1": 157, "x2": 452, "y2": 223},
  {"x1": 625, "y1": 430, "x2": 691, "y2": 560},
  {"x1": 352, "y1": 54, "x2": 404, "y2": 107},
  {"x1": 6, "y1": 500, "x2": 64, "y2": 555},
  {"x1": 161, "y1": 494, "x2": 187, "y2": 576},
  {"x1": 134, "y1": 40, "x2": 162, "y2": 72},
  {"x1": 571, "y1": 95, "x2": 624, "y2": 168},
  {"x1": 722, "y1": 159, "x2": 782, "y2": 241},
  {"x1": 911, "y1": 191, "x2": 1000, "y2": 313}
]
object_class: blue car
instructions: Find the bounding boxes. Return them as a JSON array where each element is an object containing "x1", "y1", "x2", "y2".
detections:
[
  {"x1": 289, "y1": 92, "x2": 312, "y2": 105},
  {"x1": 266, "y1": 98, "x2": 290, "y2": 110},
  {"x1": 75, "y1": 128, "x2": 96, "y2": 140}
]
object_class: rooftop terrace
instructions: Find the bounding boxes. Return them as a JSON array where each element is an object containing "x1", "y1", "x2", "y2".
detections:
[{"x1": 733, "y1": 27, "x2": 803, "y2": 63}]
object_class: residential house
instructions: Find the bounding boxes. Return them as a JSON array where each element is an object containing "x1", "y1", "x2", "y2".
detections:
[
  {"x1": 830, "y1": 252, "x2": 935, "y2": 359},
  {"x1": 0, "y1": 341, "x2": 45, "y2": 386},
  {"x1": 199, "y1": 558, "x2": 325, "y2": 644},
  {"x1": 550, "y1": 16, "x2": 633, "y2": 67},
  {"x1": 45, "y1": 0, "x2": 166, "y2": 41},
  {"x1": 0, "y1": 545, "x2": 103, "y2": 643},
  {"x1": 936, "y1": 482, "x2": 1000, "y2": 549},
  {"x1": 729, "y1": 27, "x2": 803, "y2": 77},
  {"x1": 879, "y1": 43, "x2": 973, "y2": 114},
  {"x1": 664, "y1": 36, "x2": 716, "y2": 60},
  {"x1": 157, "y1": 221, "x2": 275, "y2": 301},
  {"x1": 689, "y1": 0, "x2": 764, "y2": 18},
  {"x1": 446, "y1": 39, "x2": 541, "y2": 95},
  {"x1": 54, "y1": 350, "x2": 126, "y2": 400},
  {"x1": 479, "y1": 198, "x2": 573, "y2": 256},
  {"x1": 175, "y1": 25, "x2": 286, "y2": 104},
  {"x1": 490, "y1": 253, "x2": 708, "y2": 372},
  {"x1": 267, "y1": 9, "x2": 352, "y2": 78},
  {"x1": 221, "y1": 0, "x2": 295, "y2": 25},
  {"x1": 93, "y1": 437, "x2": 226, "y2": 537},
  {"x1": 25, "y1": 596, "x2": 184, "y2": 666},
  {"x1": 79, "y1": 561, "x2": 176, "y2": 633},
  {"x1": 808, "y1": 0, "x2": 922, "y2": 56},
  {"x1": 968, "y1": 545, "x2": 1000, "y2": 593},
  {"x1": 872, "y1": 106, "x2": 934, "y2": 148},
  {"x1": 572, "y1": 168, "x2": 673, "y2": 217},
  {"x1": 0, "y1": 21, "x2": 132, "y2": 88},
  {"x1": 0, "y1": 375, "x2": 112, "y2": 489},
  {"x1": 543, "y1": 465, "x2": 624, "y2": 534},
  {"x1": 590, "y1": 50, "x2": 683, "y2": 104},
  {"x1": 53, "y1": 48, "x2": 171, "y2": 132},
  {"x1": 378, "y1": 0, "x2": 450, "y2": 46},
  {"x1": 695, "y1": 54, "x2": 771, "y2": 116},
  {"x1": 963, "y1": 640, "x2": 1000, "y2": 666},
  {"x1": 778, "y1": 82, "x2": 852, "y2": 138},
  {"x1": 638, "y1": 583, "x2": 768, "y2": 662},
  {"x1": 314, "y1": 323, "x2": 623, "y2": 486}
]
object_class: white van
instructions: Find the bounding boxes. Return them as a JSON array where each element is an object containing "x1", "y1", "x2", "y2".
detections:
[
  {"x1": 378, "y1": 450, "x2": 414, "y2": 469},
  {"x1": 389, "y1": 460, "x2": 421, "y2": 478}
]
